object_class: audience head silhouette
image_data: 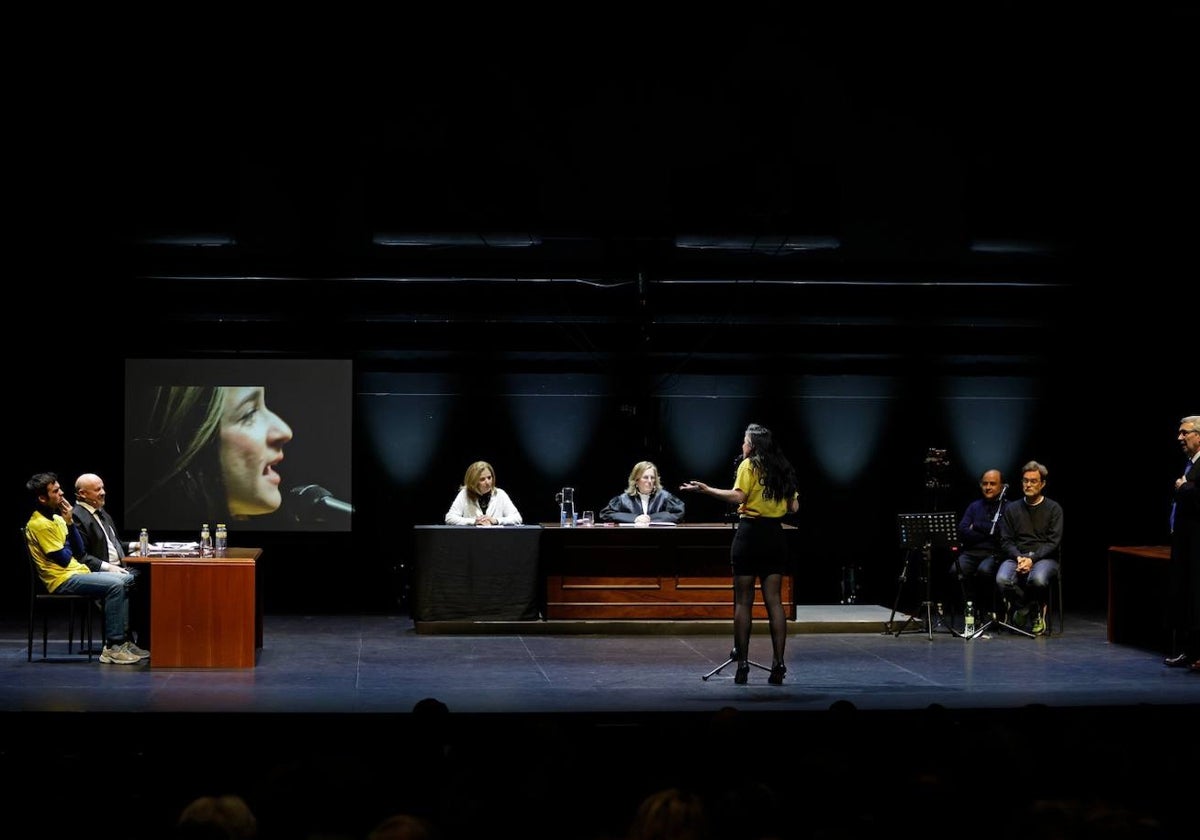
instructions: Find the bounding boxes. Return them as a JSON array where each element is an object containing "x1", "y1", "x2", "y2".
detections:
[{"x1": 175, "y1": 794, "x2": 258, "y2": 840}]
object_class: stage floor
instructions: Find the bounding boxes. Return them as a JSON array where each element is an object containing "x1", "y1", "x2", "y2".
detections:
[{"x1": 3, "y1": 605, "x2": 1197, "y2": 715}]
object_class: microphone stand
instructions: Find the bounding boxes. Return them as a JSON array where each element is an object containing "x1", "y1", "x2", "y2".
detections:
[{"x1": 988, "y1": 484, "x2": 1008, "y2": 536}]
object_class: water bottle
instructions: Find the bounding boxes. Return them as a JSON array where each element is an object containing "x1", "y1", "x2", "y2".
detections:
[
  {"x1": 200, "y1": 523, "x2": 212, "y2": 557},
  {"x1": 139, "y1": 528, "x2": 149, "y2": 557},
  {"x1": 965, "y1": 601, "x2": 976, "y2": 635},
  {"x1": 215, "y1": 523, "x2": 228, "y2": 556}
]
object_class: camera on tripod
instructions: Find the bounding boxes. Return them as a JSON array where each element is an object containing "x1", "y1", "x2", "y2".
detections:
[{"x1": 924, "y1": 447, "x2": 951, "y2": 490}]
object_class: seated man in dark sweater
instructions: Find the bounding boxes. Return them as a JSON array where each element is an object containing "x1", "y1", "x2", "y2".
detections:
[
  {"x1": 953, "y1": 468, "x2": 1008, "y2": 623},
  {"x1": 998, "y1": 460, "x2": 1063, "y2": 635}
]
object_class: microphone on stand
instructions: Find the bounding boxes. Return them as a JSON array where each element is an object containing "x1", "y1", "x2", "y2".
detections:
[
  {"x1": 286, "y1": 484, "x2": 354, "y2": 523},
  {"x1": 989, "y1": 484, "x2": 1008, "y2": 535}
]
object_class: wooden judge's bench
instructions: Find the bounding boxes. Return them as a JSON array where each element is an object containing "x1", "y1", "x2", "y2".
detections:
[{"x1": 540, "y1": 522, "x2": 796, "y2": 620}]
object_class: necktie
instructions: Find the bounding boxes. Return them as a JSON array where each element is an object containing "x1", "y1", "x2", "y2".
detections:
[
  {"x1": 1171, "y1": 459, "x2": 1194, "y2": 534},
  {"x1": 98, "y1": 510, "x2": 122, "y2": 561}
]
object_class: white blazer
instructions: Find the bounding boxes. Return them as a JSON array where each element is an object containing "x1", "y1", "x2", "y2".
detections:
[{"x1": 444, "y1": 487, "x2": 523, "y2": 526}]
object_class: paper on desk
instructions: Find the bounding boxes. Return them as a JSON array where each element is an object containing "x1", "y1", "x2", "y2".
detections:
[
  {"x1": 150, "y1": 542, "x2": 200, "y2": 551},
  {"x1": 617, "y1": 522, "x2": 677, "y2": 527}
]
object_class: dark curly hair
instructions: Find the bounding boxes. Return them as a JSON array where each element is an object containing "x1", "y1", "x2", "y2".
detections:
[{"x1": 743, "y1": 423, "x2": 798, "y2": 502}]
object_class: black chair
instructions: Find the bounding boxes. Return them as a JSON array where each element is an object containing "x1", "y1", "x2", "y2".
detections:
[
  {"x1": 1042, "y1": 555, "x2": 1064, "y2": 635},
  {"x1": 986, "y1": 550, "x2": 1063, "y2": 638},
  {"x1": 21, "y1": 527, "x2": 96, "y2": 662}
]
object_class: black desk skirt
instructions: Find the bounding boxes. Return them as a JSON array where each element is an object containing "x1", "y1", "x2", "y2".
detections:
[{"x1": 412, "y1": 526, "x2": 543, "y2": 621}]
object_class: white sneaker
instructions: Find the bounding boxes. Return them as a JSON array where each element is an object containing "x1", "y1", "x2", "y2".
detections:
[
  {"x1": 99, "y1": 645, "x2": 140, "y2": 664},
  {"x1": 120, "y1": 641, "x2": 150, "y2": 660}
]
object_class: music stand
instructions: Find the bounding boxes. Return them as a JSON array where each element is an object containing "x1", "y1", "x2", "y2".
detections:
[{"x1": 885, "y1": 511, "x2": 961, "y2": 640}]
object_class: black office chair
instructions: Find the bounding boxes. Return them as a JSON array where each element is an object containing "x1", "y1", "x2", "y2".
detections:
[{"x1": 21, "y1": 527, "x2": 96, "y2": 662}]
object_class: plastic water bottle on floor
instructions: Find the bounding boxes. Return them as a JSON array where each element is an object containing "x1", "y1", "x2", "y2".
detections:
[{"x1": 965, "y1": 601, "x2": 975, "y2": 635}]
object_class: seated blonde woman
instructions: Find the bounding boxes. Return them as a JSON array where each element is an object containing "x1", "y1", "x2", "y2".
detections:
[
  {"x1": 599, "y1": 461, "x2": 685, "y2": 525},
  {"x1": 444, "y1": 461, "x2": 523, "y2": 526}
]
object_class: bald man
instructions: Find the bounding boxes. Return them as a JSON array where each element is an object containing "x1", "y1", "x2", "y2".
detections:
[
  {"x1": 953, "y1": 469, "x2": 1009, "y2": 623},
  {"x1": 72, "y1": 473, "x2": 131, "y2": 574},
  {"x1": 73, "y1": 473, "x2": 149, "y2": 659}
]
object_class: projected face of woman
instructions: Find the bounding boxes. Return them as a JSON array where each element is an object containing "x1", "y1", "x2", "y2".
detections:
[
  {"x1": 219, "y1": 387, "x2": 293, "y2": 517},
  {"x1": 474, "y1": 469, "x2": 494, "y2": 495}
]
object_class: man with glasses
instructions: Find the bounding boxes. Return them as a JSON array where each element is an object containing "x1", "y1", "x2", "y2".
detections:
[
  {"x1": 1164, "y1": 415, "x2": 1200, "y2": 670},
  {"x1": 998, "y1": 461, "x2": 1062, "y2": 635}
]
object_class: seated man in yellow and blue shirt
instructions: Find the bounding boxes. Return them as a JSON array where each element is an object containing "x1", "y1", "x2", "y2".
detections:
[{"x1": 25, "y1": 472, "x2": 147, "y2": 664}]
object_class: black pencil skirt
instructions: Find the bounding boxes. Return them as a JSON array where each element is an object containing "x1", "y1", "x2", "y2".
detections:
[{"x1": 730, "y1": 516, "x2": 787, "y2": 578}]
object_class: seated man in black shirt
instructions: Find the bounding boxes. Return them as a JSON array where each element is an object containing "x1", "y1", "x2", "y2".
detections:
[{"x1": 998, "y1": 461, "x2": 1063, "y2": 635}]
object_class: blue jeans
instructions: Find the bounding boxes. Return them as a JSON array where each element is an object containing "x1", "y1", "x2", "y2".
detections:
[
  {"x1": 54, "y1": 571, "x2": 133, "y2": 645},
  {"x1": 996, "y1": 557, "x2": 1059, "y2": 610},
  {"x1": 951, "y1": 552, "x2": 1000, "y2": 609}
]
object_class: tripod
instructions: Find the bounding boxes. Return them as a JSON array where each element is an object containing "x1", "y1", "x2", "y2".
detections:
[
  {"x1": 701, "y1": 648, "x2": 771, "y2": 681},
  {"x1": 885, "y1": 512, "x2": 963, "y2": 640},
  {"x1": 967, "y1": 588, "x2": 1036, "y2": 639}
]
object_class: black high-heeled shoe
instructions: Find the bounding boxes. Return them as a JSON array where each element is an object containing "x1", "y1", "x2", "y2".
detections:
[
  {"x1": 768, "y1": 664, "x2": 786, "y2": 685},
  {"x1": 734, "y1": 664, "x2": 749, "y2": 684}
]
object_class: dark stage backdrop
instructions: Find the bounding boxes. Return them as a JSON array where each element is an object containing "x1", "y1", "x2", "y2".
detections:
[
  {"x1": 2, "y1": 351, "x2": 1186, "y2": 619},
  {"x1": 348, "y1": 365, "x2": 1106, "y2": 616}
]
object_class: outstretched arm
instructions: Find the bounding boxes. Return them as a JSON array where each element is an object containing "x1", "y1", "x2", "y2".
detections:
[{"x1": 679, "y1": 480, "x2": 746, "y2": 507}]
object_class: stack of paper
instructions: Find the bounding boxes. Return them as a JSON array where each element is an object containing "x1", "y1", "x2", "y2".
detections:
[{"x1": 147, "y1": 542, "x2": 201, "y2": 555}]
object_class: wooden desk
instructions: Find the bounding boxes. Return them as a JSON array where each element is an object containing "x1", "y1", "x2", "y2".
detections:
[
  {"x1": 127, "y1": 548, "x2": 261, "y2": 668},
  {"x1": 412, "y1": 526, "x2": 542, "y2": 622},
  {"x1": 541, "y1": 523, "x2": 796, "y2": 620},
  {"x1": 1107, "y1": 545, "x2": 1170, "y2": 649}
]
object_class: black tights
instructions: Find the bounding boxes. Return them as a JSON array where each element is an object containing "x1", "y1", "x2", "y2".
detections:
[{"x1": 733, "y1": 573, "x2": 786, "y2": 668}]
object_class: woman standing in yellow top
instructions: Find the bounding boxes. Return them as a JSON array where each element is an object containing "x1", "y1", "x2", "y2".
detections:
[{"x1": 680, "y1": 423, "x2": 799, "y2": 685}]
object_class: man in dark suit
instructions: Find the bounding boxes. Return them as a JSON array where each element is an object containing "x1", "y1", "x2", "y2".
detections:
[
  {"x1": 73, "y1": 473, "x2": 149, "y2": 658},
  {"x1": 1165, "y1": 415, "x2": 1200, "y2": 671}
]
